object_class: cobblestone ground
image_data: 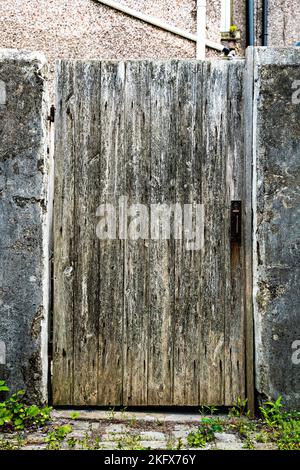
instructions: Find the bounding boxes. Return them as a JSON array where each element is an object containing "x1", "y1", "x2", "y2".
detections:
[{"x1": 0, "y1": 410, "x2": 277, "y2": 450}]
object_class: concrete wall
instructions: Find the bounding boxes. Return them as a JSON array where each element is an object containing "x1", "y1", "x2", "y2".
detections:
[
  {"x1": 0, "y1": 50, "x2": 50, "y2": 403},
  {"x1": 251, "y1": 47, "x2": 300, "y2": 409}
]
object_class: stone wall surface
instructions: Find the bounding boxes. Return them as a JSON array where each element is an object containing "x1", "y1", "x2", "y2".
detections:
[
  {"x1": 0, "y1": 50, "x2": 49, "y2": 403},
  {"x1": 251, "y1": 47, "x2": 300, "y2": 409}
]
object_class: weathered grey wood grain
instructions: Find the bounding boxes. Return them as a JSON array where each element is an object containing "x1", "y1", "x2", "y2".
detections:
[
  {"x1": 97, "y1": 62, "x2": 126, "y2": 405},
  {"x1": 53, "y1": 61, "x2": 76, "y2": 405},
  {"x1": 199, "y1": 61, "x2": 227, "y2": 405},
  {"x1": 147, "y1": 62, "x2": 175, "y2": 405},
  {"x1": 173, "y1": 61, "x2": 203, "y2": 405},
  {"x1": 224, "y1": 62, "x2": 246, "y2": 405},
  {"x1": 243, "y1": 49, "x2": 255, "y2": 415},
  {"x1": 123, "y1": 61, "x2": 151, "y2": 405},
  {"x1": 53, "y1": 59, "x2": 249, "y2": 406},
  {"x1": 72, "y1": 62, "x2": 102, "y2": 405}
]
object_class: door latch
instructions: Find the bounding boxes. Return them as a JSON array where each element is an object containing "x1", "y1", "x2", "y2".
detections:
[{"x1": 231, "y1": 201, "x2": 242, "y2": 244}]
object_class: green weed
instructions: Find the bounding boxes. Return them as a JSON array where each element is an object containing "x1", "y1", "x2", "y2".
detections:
[
  {"x1": 45, "y1": 424, "x2": 72, "y2": 450},
  {"x1": 229, "y1": 397, "x2": 250, "y2": 418},
  {"x1": 259, "y1": 396, "x2": 300, "y2": 450},
  {"x1": 187, "y1": 421, "x2": 223, "y2": 448},
  {"x1": 0, "y1": 381, "x2": 52, "y2": 431}
]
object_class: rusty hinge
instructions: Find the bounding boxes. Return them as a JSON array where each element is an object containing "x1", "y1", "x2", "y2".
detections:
[
  {"x1": 48, "y1": 105, "x2": 55, "y2": 123},
  {"x1": 231, "y1": 200, "x2": 242, "y2": 244}
]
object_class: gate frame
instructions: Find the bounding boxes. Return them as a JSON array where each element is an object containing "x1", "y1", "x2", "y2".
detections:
[{"x1": 49, "y1": 58, "x2": 256, "y2": 413}]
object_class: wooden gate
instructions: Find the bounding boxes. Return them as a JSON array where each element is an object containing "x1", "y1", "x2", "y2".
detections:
[{"x1": 52, "y1": 60, "x2": 252, "y2": 406}]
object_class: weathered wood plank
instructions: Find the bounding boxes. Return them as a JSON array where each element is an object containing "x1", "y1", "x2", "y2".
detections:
[
  {"x1": 224, "y1": 62, "x2": 246, "y2": 405},
  {"x1": 243, "y1": 49, "x2": 255, "y2": 415},
  {"x1": 53, "y1": 60, "x2": 76, "y2": 405},
  {"x1": 123, "y1": 61, "x2": 151, "y2": 405},
  {"x1": 147, "y1": 62, "x2": 175, "y2": 405},
  {"x1": 173, "y1": 61, "x2": 203, "y2": 405},
  {"x1": 97, "y1": 62, "x2": 126, "y2": 405},
  {"x1": 199, "y1": 62, "x2": 227, "y2": 405},
  {"x1": 72, "y1": 62, "x2": 102, "y2": 405}
]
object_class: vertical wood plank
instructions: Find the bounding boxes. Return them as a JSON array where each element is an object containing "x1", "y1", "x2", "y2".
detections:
[
  {"x1": 123, "y1": 61, "x2": 151, "y2": 406},
  {"x1": 224, "y1": 62, "x2": 246, "y2": 405},
  {"x1": 244, "y1": 49, "x2": 255, "y2": 415},
  {"x1": 53, "y1": 60, "x2": 76, "y2": 405},
  {"x1": 173, "y1": 61, "x2": 203, "y2": 405},
  {"x1": 72, "y1": 62, "x2": 102, "y2": 405},
  {"x1": 147, "y1": 61, "x2": 175, "y2": 405},
  {"x1": 97, "y1": 61, "x2": 126, "y2": 405},
  {"x1": 199, "y1": 62, "x2": 227, "y2": 405}
]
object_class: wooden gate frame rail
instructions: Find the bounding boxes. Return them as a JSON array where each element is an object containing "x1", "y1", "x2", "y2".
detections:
[
  {"x1": 244, "y1": 49, "x2": 255, "y2": 417},
  {"x1": 49, "y1": 57, "x2": 257, "y2": 413}
]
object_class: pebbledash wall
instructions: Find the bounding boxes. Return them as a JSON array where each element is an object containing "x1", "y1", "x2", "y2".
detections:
[
  {"x1": 0, "y1": 47, "x2": 299, "y2": 409},
  {"x1": 0, "y1": 0, "x2": 300, "y2": 102}
]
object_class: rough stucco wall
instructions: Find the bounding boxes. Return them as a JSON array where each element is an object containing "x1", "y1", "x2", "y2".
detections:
[
  {"x1": 233, "y1": 0, "x2": 246, "y2": 52},
  {"x1": 206, "y1": 0, "x2": 221, "y2": 43},
  {"x1": 268, "y1": 0, "x2": 300, "y2": 46},
  {"x1": 2, "y1": 0, "x2": 299, "y2": 74},
  {"x1": 0, "y1": 1, "x2": 247, "y2": 99},
  {"x1": 0, "y1": 0, "x2": 195, "y2": 100},
  {"x1": 0, "y1": 50, "x2": 49, "y2": 403},
  {"x1": 255, "y1": 0, "x2": 300, "y2": 46},
  {"x1": 252, "y1": 48, "x2": 300, "y2": 409}
]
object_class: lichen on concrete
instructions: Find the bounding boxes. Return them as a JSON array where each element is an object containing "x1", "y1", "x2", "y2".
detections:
[
  {"x1": 0, "y1": 49, "x2": 50, "y2": 404},
  {"x1": 252, "y1": 48, "x2": 300, "y2": 410}
]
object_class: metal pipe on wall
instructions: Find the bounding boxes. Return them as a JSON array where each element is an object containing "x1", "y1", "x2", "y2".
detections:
[
  {"x1": 246, "y1": 0, "x2": 255, "y2": 46},
  {"x1": 196, "y1": 0, "x2": 207, "y2": 60}
]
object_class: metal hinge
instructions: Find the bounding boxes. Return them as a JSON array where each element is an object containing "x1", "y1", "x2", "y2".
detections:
[
  {"x1": 48, "y1": 105, "x2": 55, "y2": 123},
  {"x1": 231, "y1": 200, "x2": 242, "y2": 244}
]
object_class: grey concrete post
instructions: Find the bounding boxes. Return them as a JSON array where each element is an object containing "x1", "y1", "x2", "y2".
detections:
[
  {"x1": 0, "y1": 50, "x2": 50, "y2": 403},
  {"x1": 250, "y1": 47, "x2": 300, "y2": 409}
]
